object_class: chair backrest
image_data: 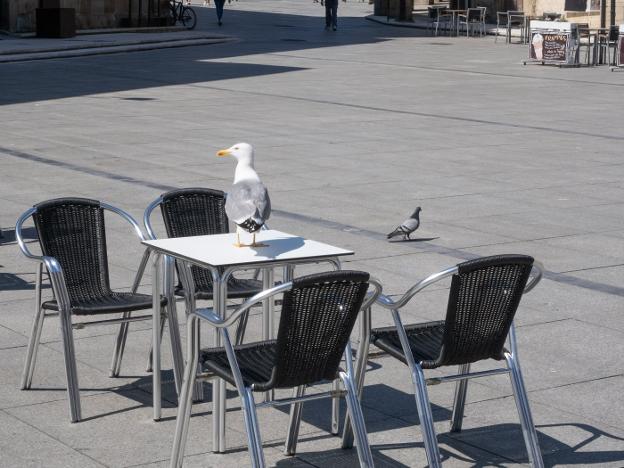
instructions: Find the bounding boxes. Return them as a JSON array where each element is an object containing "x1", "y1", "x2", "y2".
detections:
[
  {"x1": 159, "y1": 188, "x2": 229, "y2": 238},
  {"x1": 158, "y1": 188, "x2": 229, "y2": 289},
  {"x1": 424, "y1": 255, "x2": 534, "y2": 369},
  {"x1": 577, "y1": 23, "x2": 590, "y2": 37},
  {"x1": 33, "y1": 198, "x2": 112, "y2": 303},
  {"x1": 467, "y1": 8, "x2": 481, "y2": 21},
  {"x1": 257, "y1": 271, "x2": 370, "y2": 390},
  {"x1": 609, "y1": 25, "x2": 618, "y2": 41},
  {"x1": 508, "y1": 10, "x2": 523, "y2": 24}
]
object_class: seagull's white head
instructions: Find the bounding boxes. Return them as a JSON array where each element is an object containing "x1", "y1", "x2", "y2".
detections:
[
  {"x1": 216, "y1": 143, "x2": 254, "y2": 167},
  {"x1": 217, "y1": 142, "x2": 258, "y2": 183}
]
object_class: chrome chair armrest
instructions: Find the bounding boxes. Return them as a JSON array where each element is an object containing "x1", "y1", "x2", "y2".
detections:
[
  {"x1": 377, "y1": 266, "x2": 458, "y2": 311},
  {"x1": 191, "y1": 282, "x2": 294, "y2": 329},
  {"x1": 101, "y1": 202, "x2": 145, "y2": 242},
  {"x1": 143, "y1": 196, "x2": 163, "y2": 241},
  {"x1": 524, "y1": 260, "x2": 544, "y2": 293},
  {"x1": 15, "y1": 208, "x2": 43, "y2": 262},
  {"x1": 361, "y1": 277, "x2": 383, "y2": 310}
]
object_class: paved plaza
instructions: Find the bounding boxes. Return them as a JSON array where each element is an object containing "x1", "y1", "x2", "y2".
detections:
[{"x1": 1, "y1": 0, "x2": 624, "y2": 466}]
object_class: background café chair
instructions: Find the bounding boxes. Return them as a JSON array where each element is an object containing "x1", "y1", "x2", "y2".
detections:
[
  {"x1": 16, "y1": 198, "x2": 171, "y2": 422},
  {"x1": 111, "y1": 188, "x2": 266, "y2": 379},
  {"x1": 342, "y1": 255, "x2": 544, "y2": 468},
  {"x1": 601, "y1": 25, "x2": 619, "y2": 65},
  {"x1": 507, "y1": 10, "x2": 526, "y2": 43},
  {"x1": 427, "y1": 6, "x2": 452, "y2": 37},
  {"x1": 170, "y1": 270, "x2": 382, "y2": 468},
  {"x1": 577, "y1": 23, "x2": 594, "y2": 65},
  {"x1": 495, "y1": 11, "x2": 509, "y2": 43},
  {"x1": 458, "y1": 8, "x2": 485, "y2": 37}
]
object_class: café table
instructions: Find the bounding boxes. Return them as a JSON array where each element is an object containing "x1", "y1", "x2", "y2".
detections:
[{"x1": 143, "y1": 229, "x2": 353, "y2": 453}]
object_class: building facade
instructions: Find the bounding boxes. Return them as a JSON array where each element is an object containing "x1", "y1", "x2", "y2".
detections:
[{"x1": 1, "y1": 0, "x2": 169, "y2": 33}]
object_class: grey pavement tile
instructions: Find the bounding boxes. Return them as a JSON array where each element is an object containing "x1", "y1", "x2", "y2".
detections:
[
  {"x1": 0, "y1": 410, "x2": 105, "y2": 468},
  {"x1": 531, "y1": 375, "x2": 624, "y2": 432},
  {"x1": 488, "y1": 319, "x2": 624, "y2": 392},
  {"x1": 0, "y1": 323, "x2": 28, "y2": 349},
  {"x1": 2, "y1": 2, "x2": 624, "y2": 466},
  {"x1": 454, "y1": 396, "x2": 624, "y2": 466}
]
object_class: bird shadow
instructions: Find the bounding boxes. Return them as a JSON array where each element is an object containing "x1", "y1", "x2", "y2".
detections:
[
  {"x1": 389, "y1": 237, "x2": 439, "y2": 243},
  {"x1": 250, "y1": 236, "x2": 305, "y2": 257}
]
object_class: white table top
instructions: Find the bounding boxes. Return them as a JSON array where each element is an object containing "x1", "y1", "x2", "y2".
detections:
[{"x1": 142, "y1": 230, "x2": 353, "y2": 268}]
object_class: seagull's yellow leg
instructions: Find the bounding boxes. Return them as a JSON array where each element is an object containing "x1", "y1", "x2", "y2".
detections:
[
  {"x1": 250, "y1": 232, "x2": 268, "y2": 248},
  {"x1": 234, "y1": 231, "x2": 245, "y2": 248}
]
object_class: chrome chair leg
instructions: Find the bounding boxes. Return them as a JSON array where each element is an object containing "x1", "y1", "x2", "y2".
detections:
[
  {"x1": 505, "y1": 352, "x2": 544, "y2": 468},
  {"x1": 450, "y1": 363, "x2": 470, "y2": 432},
  {"x1": 341, "y1": 309, "x2": 371, "y2": 449},
  {"x1": 152, "y1": 255, "x2": 163, "y2": 421},
  {"x1": 284, "y1": 385, "x2": 306, "y2": 455},
  {"x1": 339, "y1": 370, "x2": 374, "y2": 467},
  {"x1": 110, "y1": 313, "x2": 130, "y2": 377},
  {"x1": 331, "y1": 378, "x2": 341, "y2": 435},
  {"x1": 166, "y1": 296, "x2": 184, "y2": 394},
  {"x1": 146, "y1": 314, "x2": 167, "y2": 373},
  {"x1": 235, "y1": 309, "x2": 250, "y2": 345},
  {"x1": 170, "y1": 316, "x2": 200, "y2": 468},
  {"x1": 245, "y1": 387, "x2": 266, "y2": 467},
  {"x1": 59, "y1": 306, "x2": 81, "y2": 423},
  {"x1": 21, "y1": 263, "x2": 45, "y2": 390},
  {"x1": 411, "y1": 363, "x2": 441, "y2": 468}
]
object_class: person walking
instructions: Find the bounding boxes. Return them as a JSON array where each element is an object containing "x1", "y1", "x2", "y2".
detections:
[
  {"x1": 214, "y1": 0, "x2": 226, "y2": 25},
  {"x1": 325, "y1": 0, "x2": 338, "y2": 30}
]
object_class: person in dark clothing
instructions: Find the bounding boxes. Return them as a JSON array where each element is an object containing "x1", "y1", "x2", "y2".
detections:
[
  {"x1": 214, "y1": 0, "x2": 225, "y2": 25},
  {"x1": 325, "y1": 0, "x2": 338, "y2": 30}
]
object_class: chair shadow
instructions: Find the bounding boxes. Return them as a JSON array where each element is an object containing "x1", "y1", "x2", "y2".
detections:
[
  {"x1": 443, "y1": 422, "x2": 624, "y2": 467},
  {"x1": 0, "y1": 272, "x2": 50, "y2": 291},
  {"x1": 0, "y1": 227, "x2": 38, "y2": 245}
]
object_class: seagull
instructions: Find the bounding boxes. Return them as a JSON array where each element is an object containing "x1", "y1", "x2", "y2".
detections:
[
  {"x1": 387, "y1": 207, "x2": 422, "y2": 241},
  {"x1": 217, "y1": 143, "x2": 271, "y2": 248}
]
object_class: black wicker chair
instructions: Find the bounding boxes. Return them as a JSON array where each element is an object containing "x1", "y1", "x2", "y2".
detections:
[
  {"x1": 342, "y1": 255, "x2": 544, "y2": 468},
  {"x1": 170, "y1": 270, "x2": 382, "y2": 468},
  {"x1": 15, "y1": 198, "x2": 174, "y2": 423},
  {"x1": 110, "y1": 188, "x2": 266, "y2": 379}
]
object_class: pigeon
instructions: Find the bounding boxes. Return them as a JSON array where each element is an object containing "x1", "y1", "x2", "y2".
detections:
[
  {"x1": 217, "y1": 143, "x2": 271, "y2": 247},
  {"x1": 387, "y1": 207, "x2": 422, "y2": 241}
]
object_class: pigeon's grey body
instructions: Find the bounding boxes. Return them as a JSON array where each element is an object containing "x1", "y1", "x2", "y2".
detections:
[
  {"x1": 226, "y1": 180, "x2": 271, "y2": 233},
  {"x1": 387, "y1": 207, "x2": 422, "y2": 240}
]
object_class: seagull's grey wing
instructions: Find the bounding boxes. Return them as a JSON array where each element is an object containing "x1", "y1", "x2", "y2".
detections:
[
  {"x1": 260, "y1": 189, "x2": 271, "y2": 222},
  {"x1": 400, "y1": 217, "x2": 420, "y2": 233},
  {"x1": 226, "y1": 181, "x2": 270, "y2": 225}
]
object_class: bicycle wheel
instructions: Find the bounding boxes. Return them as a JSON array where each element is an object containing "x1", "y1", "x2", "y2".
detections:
[{"x1": 181, "y1": 7, "x2": 197, "y2": 29}]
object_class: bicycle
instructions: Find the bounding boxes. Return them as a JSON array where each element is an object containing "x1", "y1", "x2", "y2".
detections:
[{"x1": 169, "y1": 0, "x2": 197, "y2": 29}]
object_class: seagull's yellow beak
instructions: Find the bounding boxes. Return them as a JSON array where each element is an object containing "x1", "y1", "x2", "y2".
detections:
[{"x1": 216, "y1": 149, "x2": 231, "y2": 157}]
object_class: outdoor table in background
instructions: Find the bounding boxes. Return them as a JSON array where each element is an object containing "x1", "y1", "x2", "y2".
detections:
[{"x1": 143, "y1": 230, "x2": 353, "y2": 453}]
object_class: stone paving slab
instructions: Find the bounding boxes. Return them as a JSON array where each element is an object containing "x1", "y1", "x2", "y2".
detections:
[{"x1": 1, "y1": 0, "x2": 623, "y2": 466}]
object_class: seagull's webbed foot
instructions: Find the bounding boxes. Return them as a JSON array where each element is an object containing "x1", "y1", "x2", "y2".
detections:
[{"x1": 250, "y1": 232, "x2": 268, "y2": 248}]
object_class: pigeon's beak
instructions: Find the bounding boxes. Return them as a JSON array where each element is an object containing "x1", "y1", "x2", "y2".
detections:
[{"x1": 216, "y1": 149, "x2": 231, "y2": 157}]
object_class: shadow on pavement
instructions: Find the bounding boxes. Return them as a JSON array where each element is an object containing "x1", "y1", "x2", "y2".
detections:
[{"x1": 0, "y1": 8, "x2": 428, "y2": 106}]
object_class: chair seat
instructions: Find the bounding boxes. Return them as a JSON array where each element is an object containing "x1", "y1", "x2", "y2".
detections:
[
  {"x1": 201, "y1": 340, "x2": 277, "y2": 391},
  {"x1": 175, "y1": 277, "x2": 264, "y2": 301},
  {"x1": 43, "y1": 292, "x2": 167, "y2": 315},
  {"x1": 371, "y1": 320, "x2": 445, "y2": 369}
]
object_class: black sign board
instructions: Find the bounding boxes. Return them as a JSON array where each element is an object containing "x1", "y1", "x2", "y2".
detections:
[{"x1": 529, "y1": 32, "x2": 569, "y2": 63}]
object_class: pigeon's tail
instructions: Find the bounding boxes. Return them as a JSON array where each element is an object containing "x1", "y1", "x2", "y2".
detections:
[{"x1": 387, "y1": 227, "x2": 404, "y2": 239}]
